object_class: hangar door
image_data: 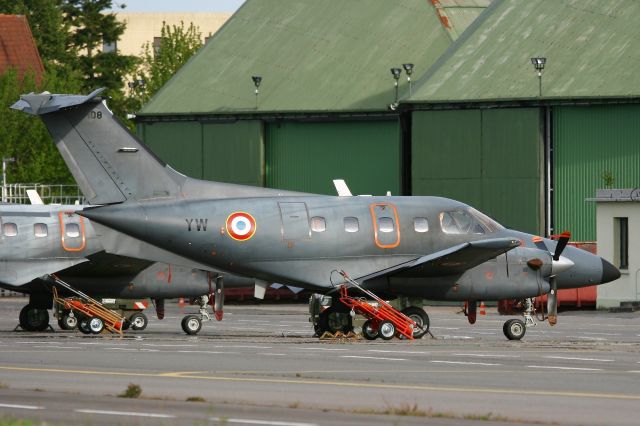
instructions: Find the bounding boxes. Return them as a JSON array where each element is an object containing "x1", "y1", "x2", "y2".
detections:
[
  {"x1": 411, "y1": 108, "x2": 543, "y2": 234},
  {"x1": 266, "y1": 121, "x2": 400, "y2": 196},
  {"x1": 554, "y1": 105, "x2": 640, "y2": 241}
]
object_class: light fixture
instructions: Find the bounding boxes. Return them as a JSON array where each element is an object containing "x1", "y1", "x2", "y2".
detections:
[
  {"x1": 403, "y1": 63, "x2": 414, "y2": 96},
  {"x1": 390, "y1": 68, "x2": 402, "y2": 106},
  {"x1": 530, "y1": 57, "x2": 546, "y2": 97},
  {"x1": 251, "y1": 76, "x2": 262, "y2": 109}
]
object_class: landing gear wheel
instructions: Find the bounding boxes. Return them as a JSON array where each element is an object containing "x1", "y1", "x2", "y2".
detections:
[
  {"x1": 78, "y1": 318, "x2": 92, "y2": 335},
  {"x1": 58, "y1": 313, "x2": 77, "y2": 330},
  {"x1": 19, "y1": 305, "x2": 49, "y2": 331},
  {"x1": 89, "y1": 317, "x2": 104, "y2": 334},
  {"x1": 401, "y1": 307, "x2": 429, "y2": 339},
  {"x1": 361, "y1": 319, "x2": 379, "y2": 340},
  {"x1": 129, "y1": 313, "x2": 148, "y2": 331},
  {"x1": 503, "y1": 319, "x2": 526, "y2": 340},
  {"x1": 181, "y1": 315, "x2": 202, "y2": 335},
  {"x1": 378, "y1": 320, "x2": 396, "y2": 340},
  {"x1": 319, "y1": 307, "x2": 353, "y2": 334}
]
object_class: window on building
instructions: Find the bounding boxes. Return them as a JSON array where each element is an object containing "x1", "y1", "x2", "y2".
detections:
[
  {"x1": 66, "y1": 223, "x2": 80, "y2": 238},
  {"x1": 3, "y1": 223, "x2": 17, "y2": 237},
  {"x1": 103, "y1": 41, "x2": 117, "y2": 53},
  {"x1": 614, "y1": 217, "x2": 629, "y2": 270},
  {"x1": 310, "y1": 216, "x2": 326, "y2": 232},
  {"x1": 378, "y1": 217, "x2": 394, "y2": 233},
  {"x1": 344, "y1": 217, "x2": 359, "y2": 233},
  {"x1": 414, "y1": 217, "x2": 429, "y2": 233},
  {"x1": 153, "y1": 36, "x2": 162, "y2": 56},
  {"x1": 34, "y1": 223, "x2": 48, "y2": 238}
]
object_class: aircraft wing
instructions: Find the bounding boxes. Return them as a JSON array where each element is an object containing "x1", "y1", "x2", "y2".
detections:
[
  {"x1": 359, "y1": 237, "x2": 520, "y2": 283},
  {"x1": 0, "y1": 259, "x2": 88, "y2": 286}
]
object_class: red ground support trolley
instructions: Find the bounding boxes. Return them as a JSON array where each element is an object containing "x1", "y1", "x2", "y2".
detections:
[{"x1": 337, "y1": 271, "x2": 417, "y2": 340}]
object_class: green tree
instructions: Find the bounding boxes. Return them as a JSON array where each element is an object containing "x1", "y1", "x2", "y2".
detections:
[{"x1": 128, "y1": 21, "x2": 203, "y2": 112}]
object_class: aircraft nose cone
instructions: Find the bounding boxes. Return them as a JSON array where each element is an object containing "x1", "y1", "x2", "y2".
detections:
[{"x1": 601, "y1": 258, "x2": 621, "y2": 284}]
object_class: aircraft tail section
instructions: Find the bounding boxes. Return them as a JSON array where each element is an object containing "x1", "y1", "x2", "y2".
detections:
[{"x1": 12, "y1": 89, "x2": 184, "y2": 205}]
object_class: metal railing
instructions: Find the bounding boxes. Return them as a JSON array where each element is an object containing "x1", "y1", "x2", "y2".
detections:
[{"x1": 1, "y1": 183, "x2": 86, "y2": 205}]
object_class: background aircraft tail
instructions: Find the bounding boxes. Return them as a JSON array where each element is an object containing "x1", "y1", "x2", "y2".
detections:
[{"x1": 12, "y1": 89, "x2": 304, "y2": 205}]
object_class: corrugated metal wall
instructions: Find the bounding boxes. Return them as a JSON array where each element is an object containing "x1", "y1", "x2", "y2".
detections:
[
  {"x1": 141, "y1": 121, "x2": 264, "y2": 186},
  {"x1": 265, "y1": 121, "x2": 400, "y2": 195},
  {"x1": 411, "y1": 108, "x2": 542, "y2": 234},
  {"x1": 554, "y1": 104, "x2": 640, "y2": 241}
]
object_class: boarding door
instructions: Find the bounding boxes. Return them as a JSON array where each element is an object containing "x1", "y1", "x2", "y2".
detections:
[
  {"x1": 369, "y1": 203, "x2": 400, "y2": 249},
  {"x1": 58, "y1": 211, "x2": 86, "y2": 252},
  {"x1": 278, "y1": 202, "x2": 310, "y2": 242}
]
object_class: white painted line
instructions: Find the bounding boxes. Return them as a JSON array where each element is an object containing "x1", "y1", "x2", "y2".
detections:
[
  {"x1": 430, "y1": 360, "x2": 501, "y2": 366},
  {"x1": 527, "y1": 365, "x2": 603, "y2": 371},
  {"x1": 628, "y1": 371, "x2": 640, "y2": 373},
  {"x1": 33, "y1": 346, "x2": 81, "y2": 349},
  {"x1": 0, "y1": 403, "x2": 44, "y2": 410},
  {"x1": 341, "y1": 355, "x2": 406, "y2": 361},
  {"x1": 543, "y1": 356, "x2": 614, "y2": 362},
  {"x1": 223, "y1": 345, "x2": 273, "y2": 349},
  {"x1": 263, "y1": 353, "x2": 287, "y2": 356},
  {"x1": 566, "y1": 336, "x2": 607, "y2": 341},
  {"x1": 454, "y1": 353, "x2": 520, "y2": 358},
  {"x1": 142, "y1": 344, "x2": 197, "y2": 347},
  {"x1": 75, "y1": 409, "x2": 175, "y2": 418},
  {"x1": 298, "y1": 347, "x2": 349, "y2": 351},
  {"x1": 368, "y1": 350, "x2": 429, "y2": 355},
  {"x1": 210, "y1": 417, "x2": 317, "y2": 426},
  {"x1": 579, "y1": 332, "x2": 621, "y2": 336},
  {"x1": 177, "y1": 350, "x2": 235, "y2": 354}
]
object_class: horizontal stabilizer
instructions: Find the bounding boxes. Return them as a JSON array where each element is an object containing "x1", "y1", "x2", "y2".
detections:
[
  {"x1": 11, "y1": 88, "x2": 106, "y2": 116},
  {"x1": 360, "y1": 237, "x2": 520, "y2": 283}
]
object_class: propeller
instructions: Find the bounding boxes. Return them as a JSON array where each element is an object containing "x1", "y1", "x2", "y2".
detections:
[{"x1": 547, "y1": 231, "x2": 571, "y2": 326}]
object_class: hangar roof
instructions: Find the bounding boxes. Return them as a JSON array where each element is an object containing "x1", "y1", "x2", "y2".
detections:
[
  {"x1": 408, "y1": 0, "x2": 640, "y2": 104},
  {"x1": 140, "y1": 0, "x2": 489, "y2": 116}
]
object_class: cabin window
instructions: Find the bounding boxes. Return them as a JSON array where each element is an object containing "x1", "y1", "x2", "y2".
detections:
[
  {"x1": 66, "y1": 223, "x2": 80, "y2": 238},
  {"x1": 440, "y1": 209, "x2": 497, "y2": 235},
  {"x1": 378, "y1": 217, "x2": 394, "y2": 233},
  {"x1": 414, "y1": 217, "x2": 429, "y2": 233},
  {"x1": 34, "y1": 223, "x2": 48, "y2": 238},
  {"x1": 3, "y1": 223, "x2": 17, "y2": 237},
  {"x1": 344, "y1": 217, "x2": 359, "y2": 233},
  {"x1": 310, "y1": 216, "x2": 326, "y2": 232}
]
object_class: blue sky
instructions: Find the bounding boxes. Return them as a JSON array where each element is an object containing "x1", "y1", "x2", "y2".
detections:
[{"x1": 109, "y1": 0, "x2": 246, "y2": 12}]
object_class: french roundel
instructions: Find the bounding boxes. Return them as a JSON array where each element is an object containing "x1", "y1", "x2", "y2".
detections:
[{"x1": 226, "y1": 212, "x2": 257, "y2": 241}]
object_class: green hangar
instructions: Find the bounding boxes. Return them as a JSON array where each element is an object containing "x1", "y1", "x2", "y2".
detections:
[{"x1": 137, "y1": 0, "x2": 640, "y2": 242}]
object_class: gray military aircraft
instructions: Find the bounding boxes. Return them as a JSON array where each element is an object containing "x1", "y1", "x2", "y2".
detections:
[
  {"x1": 12, "y1": 89, "x2": 620, "y2": 340},
  {"x1": 0, "y1": 201, "x2": 255, "y2": 334}
]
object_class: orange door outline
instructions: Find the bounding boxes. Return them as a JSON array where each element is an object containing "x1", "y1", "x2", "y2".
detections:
[
  {"x1": 369, "y1": 202, "x2": 401, "y2": 249},
  {"x1": 58, "y1": 211, "x2": 87, "y2": 252}
]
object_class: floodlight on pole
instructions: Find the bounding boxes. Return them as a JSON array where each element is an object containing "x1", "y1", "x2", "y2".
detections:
[
  {"x1": 530, "y1": 57, "x2": 546, "y2": 97},
  {"x1": 252, "y1": 76, "x2": 262, "y2": 109},
  {"x1": 403, "y1": 63, "x2": 414, "y2": 96}
]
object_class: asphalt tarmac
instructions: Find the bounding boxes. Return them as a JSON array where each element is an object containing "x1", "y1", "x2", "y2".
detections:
[{"x1": 0, "y1": 297, "x2": 639, "y2": 426}]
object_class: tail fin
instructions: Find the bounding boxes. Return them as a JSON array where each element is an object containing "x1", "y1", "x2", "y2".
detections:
[{"x1": 12, "y1": 89, "x2": 184, "y2": 204}]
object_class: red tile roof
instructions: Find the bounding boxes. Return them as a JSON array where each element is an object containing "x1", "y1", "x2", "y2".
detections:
[{"x1": 0, "y1": 14, "x2": 44, "y2": 83}]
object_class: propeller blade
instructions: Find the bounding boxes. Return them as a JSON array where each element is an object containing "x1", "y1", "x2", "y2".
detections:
[
  {"x1": 553, "y1": 231, "x2": 571, "y2": 261},
  {"x1": 547, "y1": 277, "x2": 558, "y2": 326}
]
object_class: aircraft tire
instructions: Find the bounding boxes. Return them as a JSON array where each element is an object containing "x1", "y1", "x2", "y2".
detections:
[
  {"x1": 361, "y1": 319, "x2": 379, "y2": 340},
  {"x1": 58, "y1": 313, "x2": 78, "y2": 330},
  {"x1": 503, "y1": 319, "x2": 526, "y2": 340},
  {"x1": 78, "y1": 318, "x2": 92, "y2": 335},
  {"x1": 19, "y1": 305, "x2": 49, "y2": 332},
  {"x1": 89, "y1": 317, "x2": 104, "y2": 334},
  {"x1": 319, "y1": 307, "x2": 353, "y2": 334},
  {"x1": 401, "y1": 307, "x2": 429, "y2": 339},
  {"x1": 378, "y1": 320, "x2": 396, "y2": 340},
  {"x1": 130, "y1": 313, "x2": 148, "y2": 331},
  {"x1": 181, "y1": 315, "x2": 202, "y2": 335}
]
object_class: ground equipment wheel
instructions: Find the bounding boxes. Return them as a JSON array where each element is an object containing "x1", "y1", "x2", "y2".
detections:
[
  {"x1": 361, "y1": 319, "x2": 379, "y2": 340},
  {"x1": 378, "y1": 320, "x2": 396, "y2": 340},
  {"x1": 503, "y1": 319, "x2": 526, "y2": 340},
  {"x1": 19, "y1": 305, "x2": 49, "y2": 331},
  {"x1": 319, "y1": 306, "x2": 353, "y2": 334},
  {"x1": 181, "y1": 315, "x2": 202, "y2": 335},
  {"x1": 78, "y1": 318, "x2": 92, "y2": 335},
  {"x1": 129, "y1": 313, "x2": 148, "y2": 331},
  {"x1": 88, "y1": 317, "x2": 104, "y2": 334},
  {"x1": 401, "y1": 307, "x2": 429, "y2": 339},
  {"x1": 58, "y1": 313, "x2": 77, "y2": 330}
]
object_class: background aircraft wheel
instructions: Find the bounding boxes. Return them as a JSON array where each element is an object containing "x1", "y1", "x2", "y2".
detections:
[
  {"x1": 503, "y1": 319, "x2": 526, "y2": 340},
  {"x1": 89, "y1": 317, "x2": 104, "y2": 334},
  {"x1": 181, "y1": 315, "x2": 202, "y2": 335},
  {"x1": 58, "y1": 313, "x2": 77, "y2": 330},
  {"x1": 78, "y1": 318, "x2": 92, "y2": 335},
  {"x1": 129, "y1": 313, "x2": 148, "y2": 331},
  {"x1": 401, "y1": 307, "x2": 429, "y2": 339},
  {"x1": 319, "y1": 307, "x2": 353, "y2": 334},
  {"x1": 361, "y1": 319, "x2": 379, "y2": 340},
  {"x1": 19, "y1": 305, "x2": 49, "y2": 331},
  {"x1": 378, "y1": 320, "x2": 396, "y2": 340}
]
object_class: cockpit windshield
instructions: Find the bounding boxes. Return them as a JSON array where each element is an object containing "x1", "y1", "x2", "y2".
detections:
[{"x1": 439, "y1": 207, "x2": 504, "y2": 235}]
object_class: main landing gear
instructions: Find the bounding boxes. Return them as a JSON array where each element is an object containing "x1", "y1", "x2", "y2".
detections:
[{"x1": 18, "y1": 305, "x2": 50, "y2": 331}]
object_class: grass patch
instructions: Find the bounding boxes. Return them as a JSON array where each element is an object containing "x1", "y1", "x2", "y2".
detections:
[
  {"x1": 0, "y1": 418, "x2": 36, "y2": 426},
  {"x1": 118, "y1": 383, "x2": 142, "y2": 399},
  {"x1": 186, "y1": 396, "x2": 206, "y2": 402}
]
